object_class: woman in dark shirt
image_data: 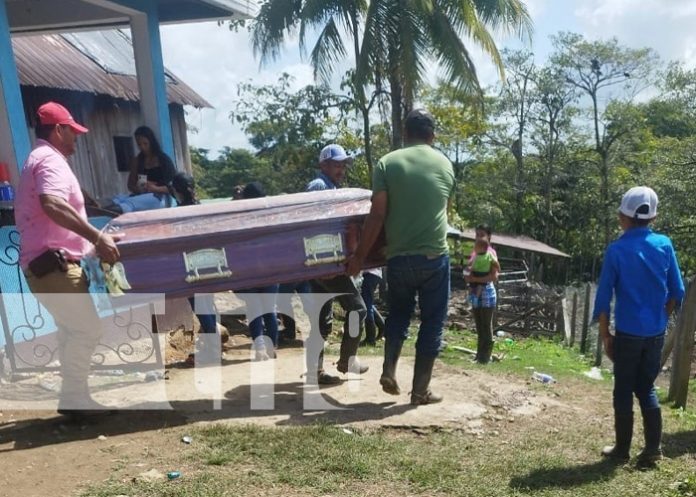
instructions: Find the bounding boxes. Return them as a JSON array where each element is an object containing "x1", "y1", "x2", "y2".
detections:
[{"x1": 127, "y1": 126, "x2": 176, "y2": 195}]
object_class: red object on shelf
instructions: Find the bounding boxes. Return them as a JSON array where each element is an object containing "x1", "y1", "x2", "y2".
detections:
[{"x1": 0, "y1": 163, "x2": 10, "y2": 183}]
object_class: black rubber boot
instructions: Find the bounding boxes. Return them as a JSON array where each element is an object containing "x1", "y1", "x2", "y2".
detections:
[
  {"x1": 637, "y1": 408, "x2": 663, "y2": 468},
  {"x1": 360, "y1": 320, "x2": 377, "y2": 346},
  {"x1": 336, "y1": 320, "x2": 368, "y2": 374},
  {"x1": 601, "y1": 411, "x2": 633, "y2": 462},
  {"x1": 476, "y1": 308, "x2": 494, "y2": 364},
  {"x1": 473, "y1": 309, "x2": 482, "y2": 362},
  {"x1": 478, "y1": 339, "x2": 494, "y2": 365},
  {"x1": 380, "y1": 336, "x2": 403, "y2": 395},
  {"x1": 280, "y1": 314, "x2": 296, "y2": 341},
  {"x1": 410, "y1": 355, "x2": 443, "y2": 406}
]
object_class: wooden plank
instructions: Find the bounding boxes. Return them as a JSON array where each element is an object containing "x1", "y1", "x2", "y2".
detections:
[
  {"x1": 662, "y1": 280, "x2": 689, "y2": 367},
  {"x1": 661, "y1": 326, "x2": 676, "y2": 367},
  {"x1": 580, "y1": 284, "x2": 591, "y2": 354},
  {"x1": 668, "y1": 276, "x2": 696, "y2": 408},
  {"x1": 558, "y1": 297, "x2": 570, "y2": 345},
  {"x1": 594, "y1": 328, "x2": 603, "y2": 367},
  {"x1": 22, "y1": 91, "x2": 191, "y2": 200},
  {"x1": 570, "y1": 291, "x2": 578, "y2": 347},
  {"x1": 494, "y1": 303, "x2": 548, "y2": 331}
]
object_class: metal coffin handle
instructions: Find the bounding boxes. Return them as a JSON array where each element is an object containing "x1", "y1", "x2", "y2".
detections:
[
  {"x1": 183, "y1": 248, "x2": 233, "y2": 283},
  {"x1": 304, "y1": 233, "x2": 346, "y2": 267}
]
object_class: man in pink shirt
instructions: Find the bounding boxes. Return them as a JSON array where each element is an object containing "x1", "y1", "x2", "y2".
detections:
[{"x1": 15, "y1": 101, "x2": 120, "y2": 418}]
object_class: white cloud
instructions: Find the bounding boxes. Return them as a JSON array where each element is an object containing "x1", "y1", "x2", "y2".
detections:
[
  {"x1": 523, "y1": 0, "x2": 548, "y2": 19},
  {"x1": 574, "y1": 0, "x2": 696, "y2": 67},
  {"x1": 160, "y1": 22, "x2": 313, "y2": 155}
]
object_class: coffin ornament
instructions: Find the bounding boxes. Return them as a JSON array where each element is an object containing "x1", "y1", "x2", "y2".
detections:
[
  {"x1": 304, "y1": 233, "x2": 345, "y2": 266},
  {"x1": 183, "y1": 248, "x2": 233, "y2": 283}
]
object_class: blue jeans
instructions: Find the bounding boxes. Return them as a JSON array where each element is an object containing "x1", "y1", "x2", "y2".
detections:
[
  {"x1": 613, "y1": 332, "x2": 664, "y2": 414},
  {"x1": 277, "y1": 281, "x2": 311, "y2": 333},
  {"x1": 239, "y1": 285, "x2": 280, "y2": 346},
  {"x1": 386, "y1": 254, "x2": 450, "y2": 357},
  {"x1": 361, "y1": 272, "x2": 382, "y2": 324}
]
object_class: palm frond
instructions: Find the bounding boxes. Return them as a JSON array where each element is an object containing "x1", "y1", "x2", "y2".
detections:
[
  {"x1": 299, "y1": 0, "x2": 342, "y2": 54},
  {"x1": 471, "y1": 0, "x2": 533, "y2": 39},
  {"x1": 428, "y1": 2, "x2": 483, "y2": 97},
  {"x1": 251, "y1": 0, "x2": 304, "y2": 64},
  {"x1": 397, "y1": 1, "x2": 429, "y2": 105},
  {"x1": 356, "y1": 0, "x2": 392, "y2": 87},
  {"x1": 310, "y1": 18, "x2": 349, "y2": 84}
]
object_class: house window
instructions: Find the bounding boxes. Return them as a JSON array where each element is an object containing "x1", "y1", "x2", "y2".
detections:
[{"x1": 113, "y1": 136, "x2": 135, "y2": 172}]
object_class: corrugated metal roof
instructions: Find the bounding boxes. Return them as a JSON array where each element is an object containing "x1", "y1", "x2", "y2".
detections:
[
  {"x1": 11, "y1": 30, "x2": 211, "y2": 108},
  {"x1": 447, "y1": 227, "x2": 571, "y2": 258}
]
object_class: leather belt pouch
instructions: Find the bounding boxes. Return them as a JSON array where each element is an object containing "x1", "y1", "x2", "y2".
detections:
[{"x1": 28, "y1": 249, "x2": 68, "y2": 278}]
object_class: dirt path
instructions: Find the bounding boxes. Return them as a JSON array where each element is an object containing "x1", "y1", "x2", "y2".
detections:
[{"x1": 0, "y1": 342, "x2": 591, "y2": 497}]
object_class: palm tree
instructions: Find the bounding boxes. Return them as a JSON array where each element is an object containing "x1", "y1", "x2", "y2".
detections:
[
  {"x1": 357, "y1": 0, "x2": 532, "y2": 148},
  {"x1": 251, "y1": 0, "x2": 378, "y2": 170},
  {"x1": 251, "y1": 0, "x2": 533, "y2": 154}
]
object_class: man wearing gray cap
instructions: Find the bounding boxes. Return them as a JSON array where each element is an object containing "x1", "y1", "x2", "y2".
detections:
[
  {"x1": 301, "y1": 144, "x2": 369, "y2": 385},
  {"x1": 306, "y1": 144, "x2": 352, "y2": 191},
  {"x1": 348, "y1": 110, "x2": 455, "y2": 405}
]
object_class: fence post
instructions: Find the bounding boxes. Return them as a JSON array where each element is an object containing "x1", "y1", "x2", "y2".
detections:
[
  {"x1": 668, "y1": 277, "x2": 696, "y2": 408},
  {"x1": 570, "y1": 291, "x2": 578, "y2": 347},
  {"x1": 594, "y1": 327, "x2": 603, "y2": 367},
  {"x1": 580, "y1": 283, "x2": 591, "y2": 354},
  {"x1": 661, "y1": 322, "x2": 677, "y2": 367},
  {"x1": 523, "y1": 290, "x2": 531, "y2": 335},
  {"x1": 558, "y1": 296, "x2": 570, "y2": 345},
  {"x1": 662, "y1": 279, "x2": 690, "y2": 367}
]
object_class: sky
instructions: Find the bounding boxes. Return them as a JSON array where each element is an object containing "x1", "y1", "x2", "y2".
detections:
[{"x1": 159, "y1": 0, "x2": 696, "y2": 156}]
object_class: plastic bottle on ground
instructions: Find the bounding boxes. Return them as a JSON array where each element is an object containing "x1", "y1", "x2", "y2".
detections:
[{"x1": 532, "y1": 372, "x2": 556, "y2": 384}]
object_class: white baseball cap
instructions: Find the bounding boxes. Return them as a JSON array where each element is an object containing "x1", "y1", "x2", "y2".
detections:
[
  {"x1": 619, "y1": 186, "x2": 658, "y2": 220},
  {"x1": 319, "y1": 144, "x2": 353, "y2": 164}
]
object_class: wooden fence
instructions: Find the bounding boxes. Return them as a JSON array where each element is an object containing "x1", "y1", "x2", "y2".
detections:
[{"x1": 561, "y1": 280, "x2": 694, "y2": 408}]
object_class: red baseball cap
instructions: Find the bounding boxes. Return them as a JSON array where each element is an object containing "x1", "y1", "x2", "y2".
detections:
[{"x1": 37, "y1": 102, "x2": 89, "y2": 134}]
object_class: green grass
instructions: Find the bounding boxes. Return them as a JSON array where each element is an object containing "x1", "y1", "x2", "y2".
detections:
[
  {"x1": 328, "y1": 323, "x2": 606, "y2": 384},
  {"x1": 80, "y1": 330, "x2": 696, "y2": 497},
  {"x1": 81, "y1": 418, "x2": 696, "y2": 497},
  {"x1": 440, "y1": 327, "x2": 605, "y2": 381}
]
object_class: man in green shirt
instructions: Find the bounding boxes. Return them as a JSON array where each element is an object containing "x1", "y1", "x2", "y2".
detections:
[{"x1": 347, "y1": 109, "x2": 455, "y2": 405}]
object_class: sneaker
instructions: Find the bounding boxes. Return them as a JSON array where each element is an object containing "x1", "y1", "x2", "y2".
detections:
[
  {"x1": 254, "y1": 349, "x2": 270, "y2": 361},
  {"x1": 336, "y1": 358, "x2": 369, "y2": 375},
  {"x1": 601, "y1": 445, "x2": 631, "y2": 463}
]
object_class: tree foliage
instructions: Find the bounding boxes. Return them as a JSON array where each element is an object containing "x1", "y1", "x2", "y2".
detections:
[
  {"x1": 194, "y1": 28, "x2": 696, "y2": 284},
  {"x1": 248, "y1": 0, "x2": 532, "y2": 153}
]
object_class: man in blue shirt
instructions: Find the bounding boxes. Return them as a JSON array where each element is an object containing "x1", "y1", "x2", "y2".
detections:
[
  {"x1": 593, "y1": 186, "x2": 684, "y2": 467},
  {"x1": 280, "y1": 145, "x2": 353, "y2": 351},
  {"x1": 303, "y1": 145, "x2": 368, "y2": 385},
  {"x1": 306, "y1": 144, "x2": 351, "y2": 191}
]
